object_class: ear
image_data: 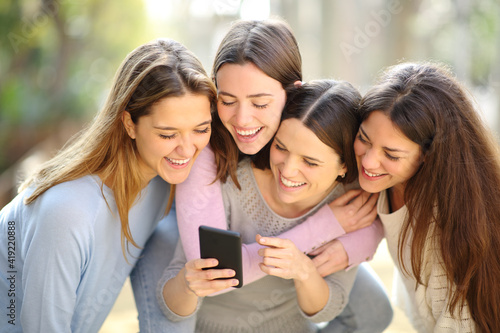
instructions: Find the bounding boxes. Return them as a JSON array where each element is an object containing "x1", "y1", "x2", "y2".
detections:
[
  {"x1": 122, "y1": 111, "x2": 136, "y2": 139},
  {"x1": 339, "y1": 164, "x2": 348, "y2": 179}
]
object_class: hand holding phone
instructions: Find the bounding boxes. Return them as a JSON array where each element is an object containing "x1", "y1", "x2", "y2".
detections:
[{"x1": 199, "y1": 225, "x2": 243, "y2": 288}]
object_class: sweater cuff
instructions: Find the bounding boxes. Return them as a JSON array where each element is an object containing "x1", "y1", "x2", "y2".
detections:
[
  {"x1": 156, "y1": 268, "x2": 203, "y2": 322},
  {"x1": 338, "y1": 218, "x2": 384, "y2": 270},
  {"x1": 299, "y1": 205, "x2": 346, "y2": 254}
]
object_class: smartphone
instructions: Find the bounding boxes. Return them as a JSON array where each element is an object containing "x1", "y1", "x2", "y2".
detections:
[{"x1": 198, "y1": 225, "x2": 243, "y2": 288}]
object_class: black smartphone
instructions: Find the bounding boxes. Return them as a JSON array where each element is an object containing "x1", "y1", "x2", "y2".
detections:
[{"x1": 198, "y1": 225, "x2": 243, "y2": 288}]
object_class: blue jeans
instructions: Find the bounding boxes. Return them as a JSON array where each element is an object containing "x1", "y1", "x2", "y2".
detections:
[
  {"x1": 131, "y1": 210, "x2": 392, "y2": 333},
  {"x1": 319, "y1": 263, "x2": 393, "y2": 333},
  {"x1": 130, "y1": 205, "x2": 196, "y2": 332}
]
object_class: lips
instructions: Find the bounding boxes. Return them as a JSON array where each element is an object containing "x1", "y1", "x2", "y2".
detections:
[
  {"x1": 361, "y1": 167, "x2": 386, "y2": 180},
  {"x1": 279, "y1": 173, "x2": 306, "y2": 190},
  {"x1": 234, "y1": 126, "x2": 263, "y2": 140},
  {"x1": 165, "y1": 157, "x2": 191, "y2": 169}
]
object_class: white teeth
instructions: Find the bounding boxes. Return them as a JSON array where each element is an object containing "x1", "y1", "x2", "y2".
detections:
[
  {"x1": 280, "y1": 174, "x2": 305, "y2": 188},
  {"x1": 365, "y1": 170, "x2": 383, "y2": 177},
  {"x1": 166, "y1": 157, "x2": 190, "y2": 165},
  {"x1": 236, "y1": 127, "x2": 262, "y2": 136}
]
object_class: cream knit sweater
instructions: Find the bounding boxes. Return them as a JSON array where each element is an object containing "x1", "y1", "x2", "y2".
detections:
[{"x1": 377, "y1": 190, "x2": 476, "y2": 332}]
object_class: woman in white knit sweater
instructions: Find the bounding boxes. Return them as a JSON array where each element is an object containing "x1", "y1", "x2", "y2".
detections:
[{"x1": 353, "y1": 62, "x2": 500, "y2": 332}]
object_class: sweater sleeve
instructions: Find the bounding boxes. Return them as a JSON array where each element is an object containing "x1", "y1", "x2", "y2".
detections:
[
  {"x1": 176, "y1": 145, "x2": 227, "y2": 262},
  {"x1": 337, "y1": 218, "x2": 384, "y2": 269},
  {"x1": 302, "y1": 265, "x2": 359, "y2": 323},
  {"x1": 20, "y1": 193, "x2": 92, "y2": 332},
  {"x1": 156, "y1": 240, "x2": 203, "y2": 322}
]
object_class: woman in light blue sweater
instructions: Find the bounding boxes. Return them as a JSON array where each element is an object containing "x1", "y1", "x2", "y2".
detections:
[{"x1": 0, "y1": 38, "x2": 216, "y2": 333}]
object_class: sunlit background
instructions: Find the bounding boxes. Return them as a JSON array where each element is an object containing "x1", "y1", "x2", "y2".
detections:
[{"x1": 1, "y1": 0, "x2": 499, "y2": 332}]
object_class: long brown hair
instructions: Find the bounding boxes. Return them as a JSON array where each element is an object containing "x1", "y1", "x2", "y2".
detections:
[
  {"x1": 210, "y1": 18, "x2": 302, "y2": 187},
  {"x1": 359, "y1": 62, "x2": 500, "y2": 332},
  {"x1": 20, "y1": 39, "x2": 217, "y2": 256},
  {"x1": 281, "y1": 80, "x2": 361, "y2": 184}
]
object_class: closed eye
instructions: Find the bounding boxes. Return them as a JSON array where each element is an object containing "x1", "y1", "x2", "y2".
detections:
[
  {"x1": 304, "y1": 159, "x2": 318, "y2": 167},
  {"x1": 385, "y1": 153, "x2": 400, "y2": 161},
  {"x1": 220, "y1": 100, "x2": 235, "y2": 106},
  {"x1": 195, "y1": 127, "x2": 210, "y2": 134},
  {"x1": 357, "y1": 133, "x2": 368, "y2": 144},
  {"x1": 253, "y1": 103, "x2": 268, "y2": 109},
  {"x1": 159, "y1": 134, "x2": 175, "y2": 140},
  {"x1": 274, "y1": 143, "x2": 287, "y2": 151}
]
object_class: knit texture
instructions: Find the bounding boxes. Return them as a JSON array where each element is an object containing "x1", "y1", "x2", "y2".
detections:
[
  {"x1": 377, "y1": 190, "x2": 475, "y2": 332},
  {"x1": 159, "y1": 158, "x2": 358, "y2": 332}
]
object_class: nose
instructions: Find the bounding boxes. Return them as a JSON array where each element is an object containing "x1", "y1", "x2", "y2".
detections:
[
  {"x1": 234, "y1": 103, "x2": 253, "y2": 126},
  {"x1": 177, "y1": 134, "x2": 196, "y2": 157},
  {"x1": 281, "y1": 156, "x2": 300, "y2": 178},
  {"x1": 361, "y1": 147, "x2": 380, "y2": 170}
]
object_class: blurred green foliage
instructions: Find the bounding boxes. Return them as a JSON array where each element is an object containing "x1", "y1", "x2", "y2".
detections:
[
  {"x1": 1, "y1": 0, "x2": 499, "y2": 179},
  {"x1": 0, "y1": 0, "x2": 149, "y2": 173}
]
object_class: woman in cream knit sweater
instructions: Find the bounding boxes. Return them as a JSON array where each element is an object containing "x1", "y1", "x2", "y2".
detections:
[{"x1": 353, "y1": 62, "x2": 500, "y2": 332}]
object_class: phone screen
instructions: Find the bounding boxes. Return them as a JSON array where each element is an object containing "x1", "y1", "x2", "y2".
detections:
[{"x1": 199, "y1": 225, "x2": 243, "y2": 288}]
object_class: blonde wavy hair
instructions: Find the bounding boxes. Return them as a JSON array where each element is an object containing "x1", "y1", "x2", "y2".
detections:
[{"x1": 20, "y1": 39, "x2": 217, "y2": 257}]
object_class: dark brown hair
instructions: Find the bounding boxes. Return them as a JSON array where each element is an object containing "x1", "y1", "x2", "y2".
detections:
[
  {"x1": 280, "y1": 80, "x2": 361, "y2": 184},
  {"x1": 210, "y1": 18, "x2": 302, "y2": 187},
  {"x1": 359, "y1": 62, "x2": 500, "y2": 332}
]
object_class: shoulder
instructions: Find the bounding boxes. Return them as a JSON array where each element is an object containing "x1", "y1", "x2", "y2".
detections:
[
  {"x1": 39, "y1": 175, "x2": 103, "y2": 210},
  {"x1": 28, "y1": 176, "x2": 105, "y2": 234},
  {"x1": 223, "y1": 158, "x2": 254, "y2": 194},
  {"x1": 179, "y1": 144, "x2": 217, "y2": 187}
]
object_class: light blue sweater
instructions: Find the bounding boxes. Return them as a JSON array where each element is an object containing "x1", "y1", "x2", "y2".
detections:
[{"x1": 0, "y1": 175, "x2": 170, "y2": 333}]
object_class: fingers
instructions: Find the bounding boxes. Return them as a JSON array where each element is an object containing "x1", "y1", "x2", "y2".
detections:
[
  {"x1": 310, "y1": 241, "x2": 349, "y2": 276},
  {"x1": 348, "y1": 191, "x2": 375, "y2": 211},
  {"x1": 184, "y1": 259, "x2": 239, "y2": 296},
  {"x1": 256, "y1": 236, "x2": 314, "y2": 280},
  {"x1": 356, "y1": 201, "x2": 378, "y2": 227},
  {"x1": 333, "y1": 191, "x2": 378, "y2": 232},
  {"x1": 309, "y1": 247, "x2": 330, "y2": 266},
  {"x1": 186, "y1": 258, "x2": 218, "y2": 270},
  {"x1": 314, "y1": 258, "x2": 348, "y2": 277},
  {"x1": 350, "y1": 192, "x2": 379, "y2": 225},
  {"x1": 257, "y1": 235, "x2": 293, "y2": 249}
]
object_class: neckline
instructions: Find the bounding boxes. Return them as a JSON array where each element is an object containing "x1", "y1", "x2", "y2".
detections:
[{"x1": 242, "y1": 159, "x2": 340, "y2": 221}]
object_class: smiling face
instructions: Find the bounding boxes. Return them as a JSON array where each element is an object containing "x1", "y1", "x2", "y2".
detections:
[
  {"x1": 269, "y1": 118, "x2": 346, "y2": 213},
  {"x1": 123, "y1": 93, "x2": 212, "y2": 185},
  {"x1": 216, "y1": 62, "x2": 287, "y2": 155},
  {"x1": 354, "y1": 111, "x2": 423, "y2": 195}
]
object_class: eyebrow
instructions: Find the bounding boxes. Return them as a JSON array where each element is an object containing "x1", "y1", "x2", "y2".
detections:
[
  {"x1": 153, "y1": 120, "x2": 211, "y2": 131},
  {"x1": 275, "y1": 137, "x2": 325, "y2": 163},
  {"x1": 218, "y1": 91, "x2": 273, "y2": 99},
  {"x1": 359, "y1": 126, "x2": 409, "y2": 154}
]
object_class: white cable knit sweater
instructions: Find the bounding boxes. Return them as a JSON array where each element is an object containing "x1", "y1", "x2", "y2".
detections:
[{"x1": 377, "y1": 190, "x2": 476, "y2": 332}]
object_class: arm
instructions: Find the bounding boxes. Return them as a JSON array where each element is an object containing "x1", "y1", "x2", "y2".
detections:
[
  {"x1": 20, "y1": 197, "x2": 90, "y2": 332},
  {"x1": 176, "y1": 145, "x2": 227, "y2": 262},
  {"x1": 177, "y1": 148, "x2": 378, "y2": 286},
  {"x1": 337, "y1": 217, "x2": 384, "y2": 267},
  {"x1": 256, "y1": 235, "x2": 358, "y2": 320},
  {"x1": 158, "y1": 240, "x2": 237, "y2": 320},
  {"x1": 307, "y1": 219, "x2": 384, "y2": 277},
  {"x1": 256, "y1": 235, "x2": 328, "y2": 315}
]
